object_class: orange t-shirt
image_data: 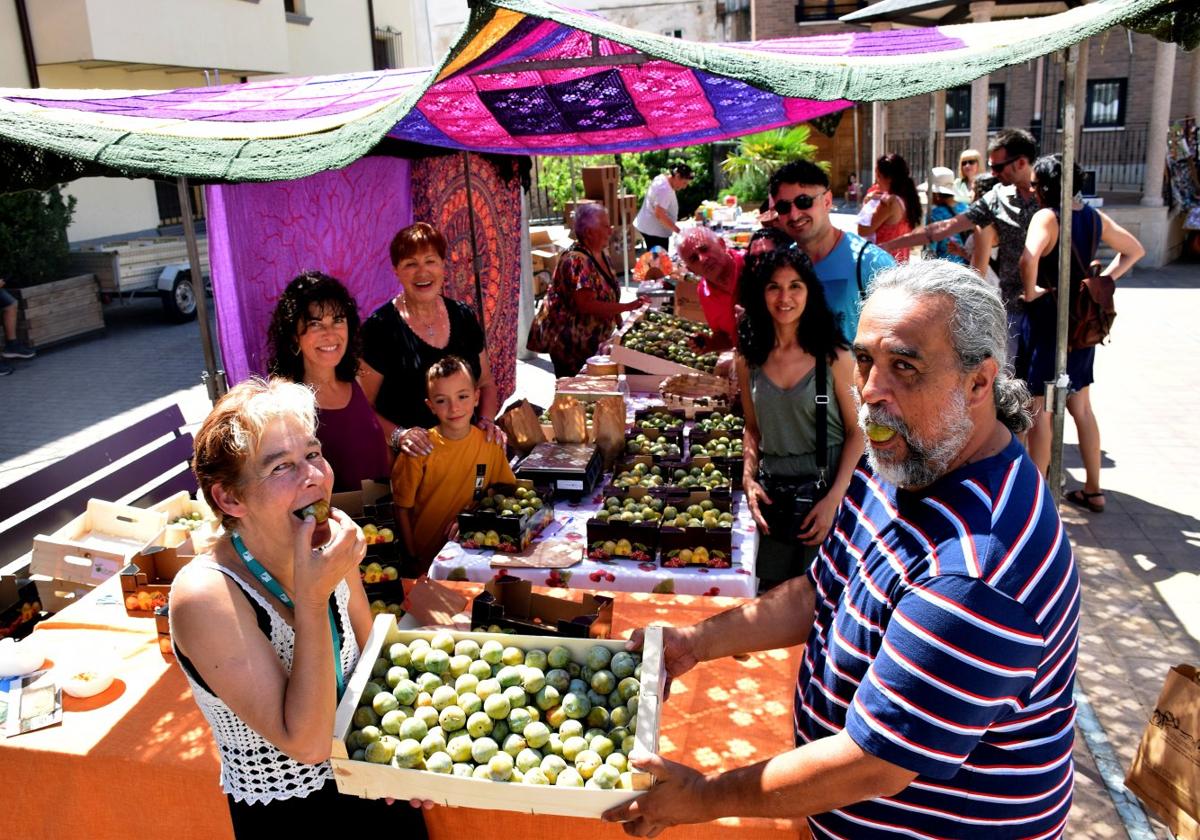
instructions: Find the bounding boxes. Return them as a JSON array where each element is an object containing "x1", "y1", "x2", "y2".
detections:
[{"x1": 391, "y1": 426, "x2": 516, "y2": 563}]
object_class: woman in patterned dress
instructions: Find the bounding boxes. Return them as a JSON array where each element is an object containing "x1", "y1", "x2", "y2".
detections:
[{"x1": 527, "y1": 203, "x2": 645, "y2": 377}]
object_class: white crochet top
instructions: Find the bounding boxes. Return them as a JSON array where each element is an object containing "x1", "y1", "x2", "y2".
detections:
[{"x1": 170, "y1": 559, "x2": 360, "y2": 804}]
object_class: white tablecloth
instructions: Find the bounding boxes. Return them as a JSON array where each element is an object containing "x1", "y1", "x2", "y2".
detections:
[{"x1": 428, "y1": 485, "x2": 759, "y2": 598}]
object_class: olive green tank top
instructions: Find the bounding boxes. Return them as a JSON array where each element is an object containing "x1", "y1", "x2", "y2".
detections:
[{"x1": 750, "y1": 363, "x2": 845, "y2": 479}]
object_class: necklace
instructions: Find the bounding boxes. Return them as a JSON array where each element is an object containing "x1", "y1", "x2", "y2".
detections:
[{"x1": 401, "y1": 298, "x2": 440, "y2": 339}]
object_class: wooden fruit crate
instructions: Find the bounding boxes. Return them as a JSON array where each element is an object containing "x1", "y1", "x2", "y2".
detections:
[
  {"x1": 13, "y1": 274, "x2": 104, "y2": 348},
  {"x1": 331, "y1": 617, "x2": 664, "y2": 817}
]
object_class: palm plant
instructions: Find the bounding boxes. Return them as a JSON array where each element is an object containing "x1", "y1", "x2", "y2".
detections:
[{"x1": 721, "y1": 125, "x2": 829, "y2": 203}]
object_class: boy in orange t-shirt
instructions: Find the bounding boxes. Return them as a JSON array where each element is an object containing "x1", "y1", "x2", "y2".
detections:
[{"x1": 392, "y1": 355, "x2": 515, "y2": 570}]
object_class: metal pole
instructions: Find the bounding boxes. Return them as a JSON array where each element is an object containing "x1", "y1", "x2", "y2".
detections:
[
  {"x1": 177, "y1": 176, "x2": 225, "y2": 403},
  {"x1": 853, "y1": 105, "x2": 862, "y2": 197},
  {"x1": 616, "y1": 154, "x2": 629, "y2": 288},
  {"x1": 461, "y1": 152, "x2": 486, "y2": 327},
  {"x1": 1047, "y1": 43, "x2": 1079, "y2": 495}
]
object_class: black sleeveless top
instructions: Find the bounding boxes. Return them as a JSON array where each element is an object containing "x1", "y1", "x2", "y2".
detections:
[{"x1": 360, "y1": 296, "x2": 485, "y2": 429}]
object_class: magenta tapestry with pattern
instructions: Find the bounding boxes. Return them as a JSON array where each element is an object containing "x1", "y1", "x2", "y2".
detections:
[
  {"x1": 206, "y1": 155, "x2": 412, "y2": 384},
  {"x1": 409, "y1": 153, "x2": 520, "y2": 405}
]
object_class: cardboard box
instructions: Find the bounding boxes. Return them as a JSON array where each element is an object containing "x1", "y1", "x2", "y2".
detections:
[
  {"x1": 631, "y1": 407, "x2": 686, "y2": 441},
  {"x1": 0, "y1": 575, "x2": 43, "y2": 641},
  {"x1": 119, "y1": 534, "x2": 194, "y2": 617},
  {"x1": 471, "y1": 576, "x2": 613, "y2": 638},
  {"x1": 657, "y1": 491, "x2": 735, "y2": 568},
  {"x1": 332, "y1": 480, "x2": 399, "y2": 562},
  {"x1": 31, "y1": 499, "x2": 169, "y2": 612},
  {"x1": 457, "y1": 480, "x2": 554, "y2": 553},
  {"x1": 582, "y1": 165, "x2": 620, "y2": 201},
  {"x1": 671, "y1": 275, "x2": 706, "y2": 323},
  {"x1": 563, "y1": 199, "x2": 600, "y2": 227},
  {"x1": 331, "y1": 617, "x2": 664, "y2": 817},
  {"x1": 554, "y1": 375, "x2": 628, "y2": 401},
  {"x1": 531, "y1": 245, "x2": 564, "y2": 276}
]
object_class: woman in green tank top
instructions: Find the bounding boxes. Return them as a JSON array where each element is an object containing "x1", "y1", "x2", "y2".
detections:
[{"x1": 736, "y1": 248, "x2": 864, "y2": 589}]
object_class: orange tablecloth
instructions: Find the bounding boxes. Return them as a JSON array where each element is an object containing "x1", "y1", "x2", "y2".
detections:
[{"x1": 4, "y1": 578, "x2": 809, "y2": 840}]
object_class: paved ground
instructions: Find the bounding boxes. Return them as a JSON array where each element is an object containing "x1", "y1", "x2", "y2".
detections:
[{"x1": 2, "y1": 263, "x2": 1198, "y2": 837}]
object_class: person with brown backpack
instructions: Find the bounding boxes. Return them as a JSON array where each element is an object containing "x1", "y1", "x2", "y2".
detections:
[{"x1": 1019, "y1": 154, "x2": 1145, "y2": 512}]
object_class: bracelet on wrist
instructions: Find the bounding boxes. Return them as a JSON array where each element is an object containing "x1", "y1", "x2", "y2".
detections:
[{"x1": 389, "y1": 426, "x2": 406, "y2": 450}]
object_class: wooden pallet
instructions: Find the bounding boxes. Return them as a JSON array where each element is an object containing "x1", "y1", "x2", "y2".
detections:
[{"x1": 14, "y1": 274, "x2": 104, "y2": 348}]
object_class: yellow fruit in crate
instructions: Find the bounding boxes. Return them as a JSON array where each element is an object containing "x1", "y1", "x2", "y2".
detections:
[
  {"x1": 378, "y1": 527, "x2": 395, "y2": 543},
  {"x1": 363, "y1": 523, "x2": 379, "y2": 538},
  {"x1": 678, "y1": 548, "x2": 693, "y2": 564},
  {"x1": 693, "y1": 546, "x2": 710, "y2": 564},
  {"x1": 370, "y1": 600, "x2": 387, "y2": 615},
  {"x1": 614, "y1": 538, "x2": 632, "y2": 556},
  {"x1": 364, "y1": 570, "x2": 382, "y2": 584},
  {"x1": 381, "y1": 566, "x2": 400, "y2": 581},
  {"x1": 484, "y1": 531, "x2": 501, "y2": 548},
  {"x1": 365, "y1": 562, "x2": 383, "y2": 575}
]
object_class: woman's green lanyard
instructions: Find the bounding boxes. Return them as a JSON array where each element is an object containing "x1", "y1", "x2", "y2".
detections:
[{"x1": 230, "y1": 531, "x2": 345, "y2": 701}]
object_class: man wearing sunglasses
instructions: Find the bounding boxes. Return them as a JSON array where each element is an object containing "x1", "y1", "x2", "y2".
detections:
[
  {"x1": 879, "y1": 129, "x2": 1039, "y2": 366},
  {"x1": 766, "y1": 159, "x2": 895, "y2": 341}
]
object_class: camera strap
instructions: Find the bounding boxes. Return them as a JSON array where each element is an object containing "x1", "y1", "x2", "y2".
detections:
[{"x1": 815, "y1": 354, "x2": 828, "y2": 488}]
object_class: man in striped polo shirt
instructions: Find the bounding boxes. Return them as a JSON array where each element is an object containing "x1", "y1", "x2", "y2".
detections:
[{"x1": 606, "y1": 261, "x2": 1079, "y2": 839}]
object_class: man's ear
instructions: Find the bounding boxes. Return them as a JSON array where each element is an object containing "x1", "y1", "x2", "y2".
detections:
[
  {"x1": 210, "y1": 482, "x2": 246, "y2": 521},
  {"x1": 967, "y1": 357, "x2": 999, "y2": 409}
]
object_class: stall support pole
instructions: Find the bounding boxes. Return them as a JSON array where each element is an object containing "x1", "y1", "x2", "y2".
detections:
[
  {"x1": 1047, "y1": 43, "x2": 1079, "y2": 496},
  {"x1": 616, "y1": 154, "x2": 630, "y2": 287},
  {"x1": 177, "y1": 176, "x2": 225, "y2": 403},
  {"x1": 853, "y1": 105, "x2": 862, "y2": 196},
  {"x1": 461, "y1": 152, "x2": 486, "y2": 327}
]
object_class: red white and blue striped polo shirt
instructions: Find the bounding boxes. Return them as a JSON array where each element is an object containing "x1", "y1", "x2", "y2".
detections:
[{"x1": 797, "y1": 435, "x2": 1079, "y2": 839}]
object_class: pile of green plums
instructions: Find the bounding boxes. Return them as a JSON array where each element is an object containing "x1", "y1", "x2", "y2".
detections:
[{"x1": 346, "y1": 631, "x2": 645, "y2": 790}]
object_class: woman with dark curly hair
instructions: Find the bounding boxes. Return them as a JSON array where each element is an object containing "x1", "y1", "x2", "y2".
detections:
[
  {"x1": 858, "y1": 153, "x2": 922, "y2": 262},
  {"x1": 267, "y1": 271, "x2": 390, "y2": 491},
  {"x1": 736, "y1": 248, "x2": 863, "y2": 589}
]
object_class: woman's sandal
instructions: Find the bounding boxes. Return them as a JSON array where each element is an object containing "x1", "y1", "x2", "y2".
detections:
[{"x1": 1065, "y1": 489, "x2": 1105, "y2": 513}]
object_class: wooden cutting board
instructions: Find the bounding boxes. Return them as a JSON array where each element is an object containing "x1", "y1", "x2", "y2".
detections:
[{"x1": 489, "y1": 540, "x2": 582, "y2": 569}]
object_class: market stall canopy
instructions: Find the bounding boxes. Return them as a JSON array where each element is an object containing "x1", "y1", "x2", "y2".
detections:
[{"x1": 0, "y1": 0, "x2": 1171, "y2": 190}]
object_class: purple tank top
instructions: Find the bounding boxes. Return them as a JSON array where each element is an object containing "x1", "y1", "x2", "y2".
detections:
[{"x1": 317, "y1": 382, "x2": 391, "y2": 492}]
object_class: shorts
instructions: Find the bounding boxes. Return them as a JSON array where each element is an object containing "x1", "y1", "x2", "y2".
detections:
[
  {"x1": 1023, "y1": 301, "x2": 1095, "y2": 396},
  {"x1": 0, "y1": 288, "x2": 16, "y2": 309}
]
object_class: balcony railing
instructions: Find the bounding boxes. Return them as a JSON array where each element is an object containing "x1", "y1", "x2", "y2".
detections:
[
  {"x1": 794, "y1": 1, "x2": 866, "y2": 23},
  {"x1": 883, "y1": 123, "x2": 1149, "y2": 197}
]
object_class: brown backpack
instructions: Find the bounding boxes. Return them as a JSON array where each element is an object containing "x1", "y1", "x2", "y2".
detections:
[{"x1": 1068, "y1": 259, "x2": 1117, "y2": 351}]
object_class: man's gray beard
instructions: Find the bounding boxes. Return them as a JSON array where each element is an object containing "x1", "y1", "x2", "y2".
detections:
[{"x1": 854, "y1": 389, "x2": 974, "y2": 490}]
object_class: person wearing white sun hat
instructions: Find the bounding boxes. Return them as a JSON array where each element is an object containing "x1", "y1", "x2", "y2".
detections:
[{"x1": 919, "y1": 167, "x2": 968, "y2": 265}]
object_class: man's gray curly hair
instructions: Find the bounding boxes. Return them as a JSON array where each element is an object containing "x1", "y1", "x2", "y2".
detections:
[{"x1": 866, "y1": 260, "x2": 1033, "y2": 434}]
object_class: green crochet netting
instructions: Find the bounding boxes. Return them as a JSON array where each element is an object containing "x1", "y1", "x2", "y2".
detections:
[{"x1": 0, "y1": 0, "x2": 1175, "y2": 190}]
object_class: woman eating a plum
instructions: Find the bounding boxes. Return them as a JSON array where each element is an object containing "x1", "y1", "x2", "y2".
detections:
[
  {"x1": 267, "y1": 271, "x2": 391, "y2": 491},
  {"x1": 168, "y1": 378, "x2": 427, "y2": 836},
  {"x1": 736, "y1": 248, "x2": 863, "y2": 590}
]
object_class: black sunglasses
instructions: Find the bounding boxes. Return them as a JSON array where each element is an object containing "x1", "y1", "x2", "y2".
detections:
[
  {"x1": 774, "y1": 190, "x2": 826, "y2": 215},
  {"x1": 989, "y1": 158, "x2": 1017, "y2": 172}
]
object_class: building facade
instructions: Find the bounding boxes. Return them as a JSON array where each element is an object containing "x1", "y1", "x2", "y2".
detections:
[
  {"x1": 751, "y1": 0, "x2": 1199, "y2": 264},
  {"x1": 3, "y1": 0, "x2": 374, "y2": 242}
]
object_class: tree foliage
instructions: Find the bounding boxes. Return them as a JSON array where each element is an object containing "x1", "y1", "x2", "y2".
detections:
[
  {"x1": 534, "y1": 145, "x2": 714, "y2": 221},
  {"x1": 0, "y1": 187, "x2": 77, "y2": 287},
  {"x1": 720, "y1": 125, "x2": 829, "y2": 204}
]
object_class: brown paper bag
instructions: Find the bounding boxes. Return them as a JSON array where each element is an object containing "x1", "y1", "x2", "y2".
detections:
[
  {"x1": 549, "y1": 395, "x2": 588, "y2": 444},
  {"x1": 591, "y1": 395, "x2": 627, "y2": 468},
  {"x1": 1126, "y1": 663, "x2": 1200, "y2": 840},
  {"x1": 499, "y1": 400, "x2": 543, "y2": 455}
]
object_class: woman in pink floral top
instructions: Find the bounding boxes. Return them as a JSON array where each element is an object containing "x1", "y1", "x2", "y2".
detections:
[{"x1": 527, "y1": 203, "x2": 643, "y2": 377}]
